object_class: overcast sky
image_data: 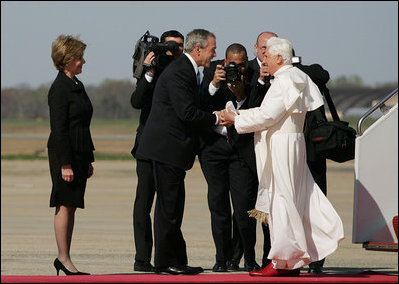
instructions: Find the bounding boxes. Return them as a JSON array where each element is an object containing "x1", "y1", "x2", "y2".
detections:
[{"x1": 1, "y1": 1, "x2": 398, "y2": 88}]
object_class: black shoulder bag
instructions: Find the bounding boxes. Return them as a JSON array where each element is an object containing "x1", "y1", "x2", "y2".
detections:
[{"x1": 309, "y1": 87, "x2": 357, "y2": 163}]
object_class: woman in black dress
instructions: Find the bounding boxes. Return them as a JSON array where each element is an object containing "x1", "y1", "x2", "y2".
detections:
[{"x1": 47, "y1": 35, "x2": 95, "y2": 275}]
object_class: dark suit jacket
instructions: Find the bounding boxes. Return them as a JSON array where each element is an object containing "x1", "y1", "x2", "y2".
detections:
[
  {"x1": 130, "y1": 73, "x2": 158, "y2": 158},
  {"x1": 297, "y1": 63, "x2": 330, "y2": 161},
  {"x1": 137, "y1": 54, "x2": 216, "y2": 171},
  {"x1": 47, "y1": 71, "x2": 95, "y2": 165},
  {"x1": 247, "y1": 58, "x2": 260, "y2": 88},
  {"x1": 199, "y1": 60, "x2": 257, "y2": 175},
  {"x1": 247, "y1": 58, "x2": 272, "y2": 108}
]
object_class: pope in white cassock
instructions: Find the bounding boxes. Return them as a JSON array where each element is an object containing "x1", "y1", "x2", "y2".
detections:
[{"x1": 220, "y1": 37, "x2": 344, "y2": 277}]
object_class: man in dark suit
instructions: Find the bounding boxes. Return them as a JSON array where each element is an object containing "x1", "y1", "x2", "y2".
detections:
[
  {"x1": 198, "y1": 43, "x2": 260, "y2": 272},
  {"x1": 136, "y1": 29, "x2": 218, "y2": 275},
  {"x1": 247, "y1": 31, "x2": 278, "y2": 108},
  {"x1": 247, "y1": 31, "x2": 330, "y2": 274},
  {"x1": 130, "y1": 30, "x2": 184, "y2": 272},
  {"x1": 227, "y1": 31, "x2": 278, "y2": 270}
]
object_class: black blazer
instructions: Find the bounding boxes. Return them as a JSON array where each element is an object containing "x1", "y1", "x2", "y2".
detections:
[
  {"x1": 199, "y1": 60, "x2": 257, "y2": 175},
  {"x1": 247, "y1": 58, "x2": 272, "y2": 108},
  {"x1": 47, "y1": 71, "x2": 95, "y2": 165},
  {"x1": 130, "y1": 73, "x2": 158, "y2": 158},
  {"x1": 247, "y1": 58, "x2": 260, "y2": 88},
  {"x1": 137, "y1": 55, "x2": 216, "y2": 171}
]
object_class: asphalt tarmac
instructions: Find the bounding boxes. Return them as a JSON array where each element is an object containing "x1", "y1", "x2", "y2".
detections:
[{"x1": 1, "y1": 159, "x2": 398, "y2": 276}]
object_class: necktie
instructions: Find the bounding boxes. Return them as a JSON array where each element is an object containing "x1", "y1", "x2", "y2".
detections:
[
  {"x1": 196, "y1": 71, "x2": 201, "y2": 86},
  {"x1": 227, "y1": 126, "x2": 234, "y2": 146}
]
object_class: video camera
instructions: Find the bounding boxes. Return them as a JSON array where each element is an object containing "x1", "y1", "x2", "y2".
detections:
[
  {"x1": 223, "y1": 62, "x2": 242, "y2": 84},
  {"x1": 132, "y1": 30, "x2": 179, "y2": 79}
]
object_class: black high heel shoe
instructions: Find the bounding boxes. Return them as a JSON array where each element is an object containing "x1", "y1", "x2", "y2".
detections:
[{"x1": 53, "y1": 258, "x2": 90, "y2": 275}]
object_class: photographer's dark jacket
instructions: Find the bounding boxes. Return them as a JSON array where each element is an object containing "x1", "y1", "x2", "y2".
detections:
[
  {"x1": 47, "y1": 71, "x2": 95, "y2": 165},
  {"x1": 198, "y1": 60, "x2": 257, "y2": 175},
  {"x1": 130, "y1": 73, "x2": 158, "y2": 158}
]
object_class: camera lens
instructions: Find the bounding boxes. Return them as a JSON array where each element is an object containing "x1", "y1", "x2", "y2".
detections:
[
  {"x1": 226, "y1": 69, "x2": 239, "y2": 83},
  {"x1": 224, "y1": 62, "x2": 241, "y2": 83}
]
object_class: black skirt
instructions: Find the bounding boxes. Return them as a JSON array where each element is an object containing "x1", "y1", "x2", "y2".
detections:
[{"x1": 48, "y1": 149, "x2": 90, "y2": 208}]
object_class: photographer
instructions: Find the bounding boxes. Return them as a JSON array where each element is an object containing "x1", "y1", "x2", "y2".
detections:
[
  {"x1": 198, "y1": 43, "x2": 260, "y2": 272},
  {"x1": 130, "y1": 30, "x2": 184, "y2": 272}
]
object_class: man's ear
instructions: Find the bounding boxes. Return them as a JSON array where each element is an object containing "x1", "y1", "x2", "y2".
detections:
[
  {"x1": 277, "y1": 54, "x2": 284, "y2": 65},
  {"x1": 195, "y1": 44, "x2": 201, "y2": 56}
]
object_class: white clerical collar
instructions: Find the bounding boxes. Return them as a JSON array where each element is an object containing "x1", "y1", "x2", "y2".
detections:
[{"x1": 184, "y1": 53, "x2": 199, "y2": 75}]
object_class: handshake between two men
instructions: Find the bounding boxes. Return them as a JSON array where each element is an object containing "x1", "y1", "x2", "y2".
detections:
[{"x1": 215, "y1": 103, "x2": 238, "y2": 128}]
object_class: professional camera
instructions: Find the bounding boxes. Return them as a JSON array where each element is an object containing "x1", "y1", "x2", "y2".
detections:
[
  {"x1": 132, "y1": 30, "x2": 179, "y2": 79},
  {"x1": 147, "y1": 41, "x2": 178, "y2": 68},
  {"x1": 223, "y1": 62, "x2": 242, "y2": 84}
]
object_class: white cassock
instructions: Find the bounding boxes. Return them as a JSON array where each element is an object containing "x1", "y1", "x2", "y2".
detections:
[{"x1": 234, "y1": 65, "x2": 344, "y2": 270}]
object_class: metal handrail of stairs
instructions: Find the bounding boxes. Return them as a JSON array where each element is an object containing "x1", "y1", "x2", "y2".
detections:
[{"x1": 357, "y1": 88, "x2": 398, "y2": 136}]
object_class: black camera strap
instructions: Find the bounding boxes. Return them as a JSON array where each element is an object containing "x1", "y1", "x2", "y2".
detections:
[{"x1": 321, "y1": 87, "x2": 340, "y2": 121}]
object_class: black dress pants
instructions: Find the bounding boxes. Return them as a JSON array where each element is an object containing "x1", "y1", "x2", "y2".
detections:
[
  {"x1": 133, "y1": 158, "x2": 156, "y2": 262},
  {"x1": 200, "y1": 146, "x2": 258, "y2": 264},
  {"x1": 231, "y1": 210, "x2": 271, "y2": 267},
  {"x1": 307, "y1": 157, "x2": 327, "y2": 268},
  {"x1": 307, "y1": 158, "x2": 327, "y2": 195},
  {"x1": 152, "y1": 161, "x2": 188, "y2": 268},
  {"x1": 260, "y1": 223, "x2": 271, "y2": 266}
]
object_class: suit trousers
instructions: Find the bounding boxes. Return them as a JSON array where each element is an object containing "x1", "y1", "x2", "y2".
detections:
[
  {"x1": 307, "y1": 158, "x2": 327, "y2": 195},
  {"x1": 133, "y1": 158, "x2": 156, "y2": 262},
  {"x1": 200, "y1": 143, "x2": 258, "y2": 264},
  {"x1": 152, "y1": 161, "x2": 188, "y2": 268},
  {"x1": 307, "y1": 157, "x2": 327, "y2": 268},
  {"x1": 231, "y1": 200, "x2": 271, "y2": 267}
]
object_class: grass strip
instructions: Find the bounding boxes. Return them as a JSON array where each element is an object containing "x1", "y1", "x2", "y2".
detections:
[{"x1": 1, "y1": 153, "x2": 133, "y2": 160}]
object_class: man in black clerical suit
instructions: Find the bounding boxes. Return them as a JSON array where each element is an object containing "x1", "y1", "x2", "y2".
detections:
[
  {"x1": 198, "y1": 43, "x2": 260, "y2": 273},
  {"x1": 247, "y1": 31, "x2": 330, "y2": 274},
  {"x1": 130, "y1": 30, "x2": 184, "y2": 272},
  {"x1": 136, "y1": 29, "x2": 218, "y2": 275}
]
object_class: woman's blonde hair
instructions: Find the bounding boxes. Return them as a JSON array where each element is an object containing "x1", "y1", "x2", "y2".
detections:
[{"x1": 51, "y1": 35, "x2": 86, "y2": 71}]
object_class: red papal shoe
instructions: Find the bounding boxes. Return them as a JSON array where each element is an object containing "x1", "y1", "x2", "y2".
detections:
[
  {"x1": 249, "y1": 263, "x2": 273, "y2": 276},
  {"x1": 249, "y1": 262, "x2": 300, "y2": 277}
]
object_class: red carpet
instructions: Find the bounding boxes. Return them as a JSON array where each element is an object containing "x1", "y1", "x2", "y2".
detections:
[{"x1": 1, "y1": 271, "x2": 398, "y2": 283}]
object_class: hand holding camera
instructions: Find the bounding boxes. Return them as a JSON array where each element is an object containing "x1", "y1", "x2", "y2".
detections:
[
  {"x1": 133, "y1": 31, "x2": 180, "y2": 79},
  {"x1": 223, "y1": 62, "x2": 245, "y2": 100},
  {"x1": 212, "y1": 64, "x2": 226, "y2": 88},
  {"x1": 143, "y1": 51, "x2": 156, "y2": 77},
  {"x1": 212, "y1": 61, "x2": 243, "y2": 88}
]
